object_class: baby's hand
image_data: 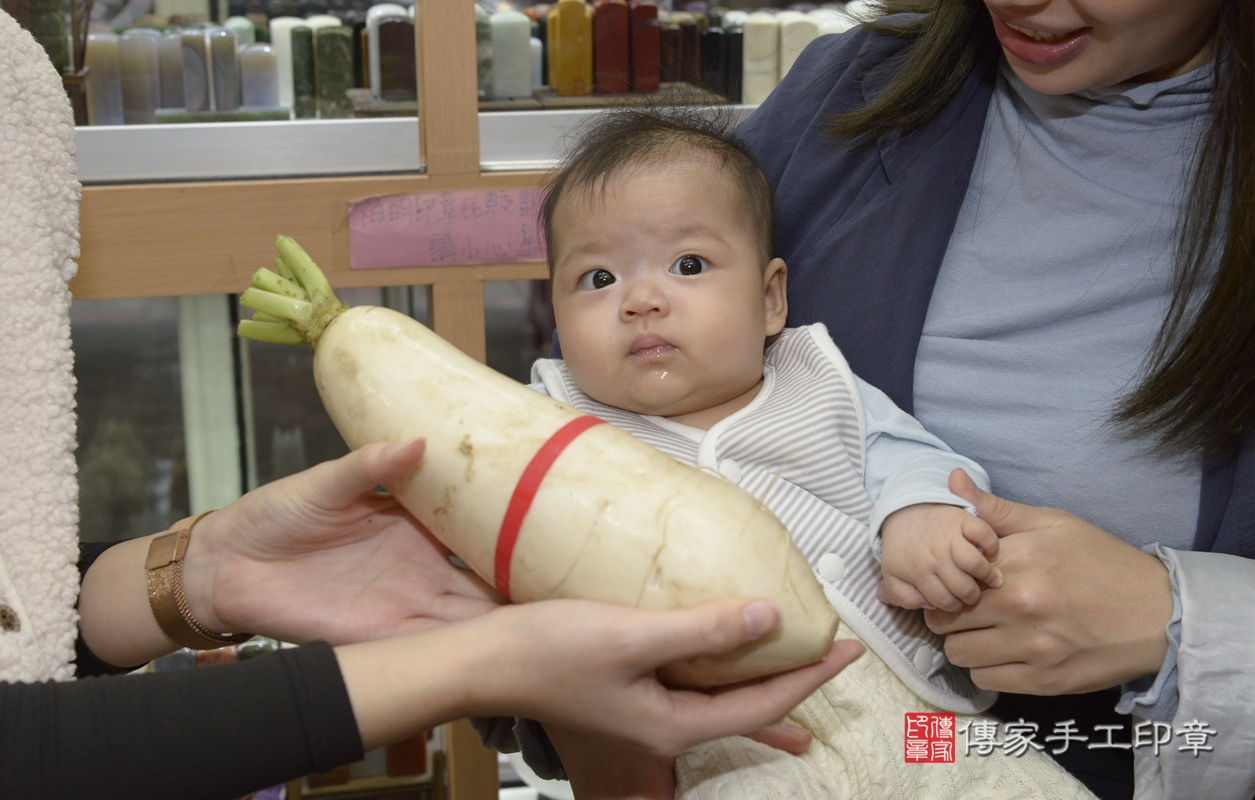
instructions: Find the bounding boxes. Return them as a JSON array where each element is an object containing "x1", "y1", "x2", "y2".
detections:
[{"x1": 879, "y1": 504, "x2": 1003, "y2": 612}]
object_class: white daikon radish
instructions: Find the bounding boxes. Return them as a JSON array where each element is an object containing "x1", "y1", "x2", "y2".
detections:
[{"x1": 239, "y1": 236, "x2": 839, "y2": 686}]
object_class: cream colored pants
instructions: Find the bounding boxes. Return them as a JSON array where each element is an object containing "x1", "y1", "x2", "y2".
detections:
[{"x1": 676, "y1": 624, "x2": 1098, "y2": 800}]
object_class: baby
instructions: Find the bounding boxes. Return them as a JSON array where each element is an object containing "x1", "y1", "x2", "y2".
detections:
[{"x1": 522, "y1": 111, "x2": 1093, "y2": 799}]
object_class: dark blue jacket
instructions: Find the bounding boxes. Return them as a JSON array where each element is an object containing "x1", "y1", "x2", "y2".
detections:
[{"x1": 736, "y1": 25, "x2": 1254, "y2": 561}]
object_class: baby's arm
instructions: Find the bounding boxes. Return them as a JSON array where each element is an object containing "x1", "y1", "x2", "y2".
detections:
[{"x1": 857, "y1": 377, "x2": 1001, "y2": 610}]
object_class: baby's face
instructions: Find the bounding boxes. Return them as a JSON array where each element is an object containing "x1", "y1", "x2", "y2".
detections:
[{"x1": 550, "y1": 157, "x2": 787, "y2": 428}]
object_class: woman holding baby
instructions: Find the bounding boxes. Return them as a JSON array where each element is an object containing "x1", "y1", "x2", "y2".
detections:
[
  {"x1": 542, "y1": 1, "x2": 1249, "y2": 799},
  {"x1": 734, "y1": 0, "x2": 1253, "y2": 798}
]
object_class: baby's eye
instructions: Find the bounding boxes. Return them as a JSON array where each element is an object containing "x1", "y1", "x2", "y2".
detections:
[
  {"x1": 577, "y1": 269, "x2": 616, "y2": 290},
  {"x1": 670, "y1": 255, "x2": 710, "y2": 276}
]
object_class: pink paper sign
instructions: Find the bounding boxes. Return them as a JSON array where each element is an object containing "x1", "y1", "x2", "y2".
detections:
[{"x1": 348, "y1": 188, "x2": 547, "y2": 270}]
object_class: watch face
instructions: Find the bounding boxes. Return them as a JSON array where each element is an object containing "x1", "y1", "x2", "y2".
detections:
[{"x1": 145, "y1": 530, "x2": 185, "y2": 570}]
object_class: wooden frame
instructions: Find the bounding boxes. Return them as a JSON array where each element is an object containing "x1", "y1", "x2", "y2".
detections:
[
  {"x1": 74, "y1": 0, "x2": 547, "y2": 361},
  {"x1": 76, "y1": 170, "x2": 547, "y2": 359},
  {"x1": 75, "y1": 2, "x2": 539, "y2": 795}
]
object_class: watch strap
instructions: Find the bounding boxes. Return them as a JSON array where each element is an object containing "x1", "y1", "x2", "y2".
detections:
[{"x1": 146, "y1": 511, "x2": 252, "y2": 650}]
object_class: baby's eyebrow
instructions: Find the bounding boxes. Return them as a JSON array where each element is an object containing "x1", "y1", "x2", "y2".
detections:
[
  {"x1": 552, "y1": 241, "x2": 613, "y2": 274},
  {"x1": 661, "y1": 223, "x2": 733, "y2": 247}
]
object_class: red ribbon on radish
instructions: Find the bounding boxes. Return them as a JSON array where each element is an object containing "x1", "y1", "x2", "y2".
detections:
[{"x1": 494, "y1": 415, "x2": 607, "y2": 600}]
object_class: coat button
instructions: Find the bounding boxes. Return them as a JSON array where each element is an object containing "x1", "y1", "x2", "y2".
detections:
[
  {"x1": 913, "y1": 645, "x2": 934, "y2": 674},
  {"x1": 718, "y1": 458, "x2": 742, "y2": 483},
  {"x1": 0, "y1": 604, "x2": 19, "y2": 633},
  {"x1": 817, "y1": 553, "x2": 845, "y2": 582}
]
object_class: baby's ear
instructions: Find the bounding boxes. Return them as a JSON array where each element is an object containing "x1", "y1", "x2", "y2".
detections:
[{"x1": 764, "y1": 258, "x2": 788, "y2": 335}]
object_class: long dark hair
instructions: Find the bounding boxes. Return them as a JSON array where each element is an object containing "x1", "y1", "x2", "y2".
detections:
[{"x1": 830, "y1": 0, "x2": 1253, "y2": 457}]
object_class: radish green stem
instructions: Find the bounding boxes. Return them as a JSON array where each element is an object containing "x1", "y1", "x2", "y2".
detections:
[
  {"x1": 237, "y1": 236, "x2": 349, "y2": 349},
  {"x1": 275, "y1": 235, "x2": 337, "y2": 307},
  {"x1": 252, "y1": 268, "x2": 308, "y2": 301},
  {"x1": 239, "y1": 320, "x2": 306, "y2": 345},
  {"x1": 240, "y1": 289, "x2": 315, "y2": 326}
]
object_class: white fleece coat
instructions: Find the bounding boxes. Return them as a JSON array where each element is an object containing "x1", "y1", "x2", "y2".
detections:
[{"x1": 0, "y1": 9, "x2": 82, "y2": 683}]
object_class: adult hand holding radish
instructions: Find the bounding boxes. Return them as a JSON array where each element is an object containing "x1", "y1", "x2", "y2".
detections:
[
  {"x1": 79, "y1": 438, "x2": 503, "y2": 669},
  {"x1": 877, "y1": 469, "x2": 1173, "y2": 696},
  {"x1": 342, "y1": 600, "x2": 864, "y2": 754}
]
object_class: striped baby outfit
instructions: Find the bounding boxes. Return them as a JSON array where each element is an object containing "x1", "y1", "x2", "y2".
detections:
[{"x1": 533, "y1": 323, "x2": 996, "y2": 713}]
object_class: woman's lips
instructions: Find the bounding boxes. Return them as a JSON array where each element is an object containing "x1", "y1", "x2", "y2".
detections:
[{"x1": 991, "y1": 14, "x2": 1090, "y2": 67}]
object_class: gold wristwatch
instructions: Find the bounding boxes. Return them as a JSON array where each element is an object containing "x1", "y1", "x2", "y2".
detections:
[{"x1": 146, "y1": 511, "x2": 252, "y2": 650}]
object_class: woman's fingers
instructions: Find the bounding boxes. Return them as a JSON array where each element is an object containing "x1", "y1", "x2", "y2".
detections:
[
  {"x1": 664, "y1": 640, "x2": 864, "y2": 752},
  {"x1": 629, "y1": 599, "x2": 783, "y2": 669},
  {"x1": 304, "y1": 440, "x2": 426, "y2": 511},
  {"x1": 370, "y1": 439, "x2": 428, "y2": 484},
  {"x1": 745, "y1": 721, "x2": 813, "y2": 754},
  {"x1": 687, "y1": 640, "x2": 863, "y2": 738},
  {"x1": 948, "y1": 468, "x2": 1034, "y2": 536}
]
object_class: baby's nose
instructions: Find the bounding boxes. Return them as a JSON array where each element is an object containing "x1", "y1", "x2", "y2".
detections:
[{"x1": 620, "y1": 280, "x2": 669, "y2": 318}]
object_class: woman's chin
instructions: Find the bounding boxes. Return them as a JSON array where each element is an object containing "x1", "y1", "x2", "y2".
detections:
[{"x1": 1002, "y1": 55, "x2": 1114, "y2": 96}]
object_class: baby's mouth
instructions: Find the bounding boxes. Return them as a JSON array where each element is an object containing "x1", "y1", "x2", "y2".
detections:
[{"x1": 629, "y1": 334, "x2": 677, "y2": 358}]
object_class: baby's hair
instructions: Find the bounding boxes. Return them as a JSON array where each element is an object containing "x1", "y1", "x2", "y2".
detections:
[{"x1": 540, "y1": 108, "x2": 776, "y2": 272}]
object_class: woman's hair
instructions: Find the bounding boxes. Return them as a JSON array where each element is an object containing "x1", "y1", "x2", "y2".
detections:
[
  {"x1": 540, "y1": 108, "x2": 776, "y2": 270},
  {"x1": 831, "y1": 0, "x2": 1252, "y2": 457}
]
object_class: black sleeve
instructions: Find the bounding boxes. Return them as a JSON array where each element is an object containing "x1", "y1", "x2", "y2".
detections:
[
  {"x1": 75, "y1": 541, "x2": 142, "y2": 678},
  {"x1": 0, "y1": 641, "x2": 364, "y2": 800}
]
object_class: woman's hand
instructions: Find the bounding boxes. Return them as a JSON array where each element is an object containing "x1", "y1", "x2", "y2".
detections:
[
  {"x1": 892, "y1": 469, "x2": 1173, "y2": 695},
  {"x1": 341, "y1": 596, "x2": 863, "y2": 754},
  {"x1": 184, "y1": 439, "x2": 503, "y2": 645},
  {"x1": 79, "y1": 440, "x2": 502, "y2": 668},
  {"x1": 475, "y1": 598, "x2": 861, "y2": 757}
]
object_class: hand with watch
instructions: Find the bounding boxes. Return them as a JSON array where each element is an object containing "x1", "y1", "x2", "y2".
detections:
[
  {"x1": 79, "y1": 439, "x2": 503, "y2": 667},
  {"x1": 143, "y1": 511, "x2": 253, "y2": 651}
]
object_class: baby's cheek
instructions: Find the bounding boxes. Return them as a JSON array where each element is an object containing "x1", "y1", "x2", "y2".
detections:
[{"x1": 563, "y1": 353, "x2": 620, "y2": 407}]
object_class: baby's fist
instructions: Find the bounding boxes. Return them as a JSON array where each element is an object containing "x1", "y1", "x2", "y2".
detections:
[{"x1": 879, "y1": 504, "x2": 1003, "y2": 611}]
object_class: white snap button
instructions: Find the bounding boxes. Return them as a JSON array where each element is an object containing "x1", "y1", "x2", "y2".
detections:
[
  {"x1": 718, "y1": 458, "x2": 742, "y2": 483},
  {"x1": 913, "y1": 645, "x2": 934, "y2": 674},
  {"x1": 817, "y1": 553, "x2": 845, "y2": 582}
]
